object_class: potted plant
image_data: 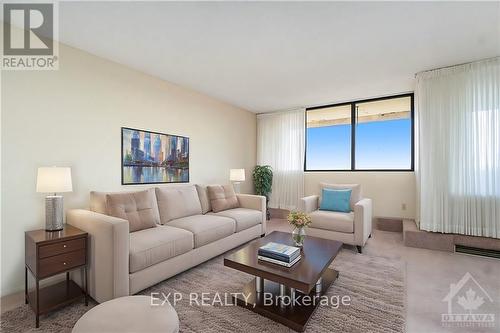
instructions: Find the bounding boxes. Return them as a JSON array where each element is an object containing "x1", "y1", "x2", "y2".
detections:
[
  {"x1": 252, "y1": 165, "x2": 273, "y2": 220},
  {"x1": 287, "y1": 211, "x2": 312, "y2": 247}
]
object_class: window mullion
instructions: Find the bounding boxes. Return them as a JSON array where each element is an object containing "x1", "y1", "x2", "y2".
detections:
[{"x1": 351, "y1": 103, "x2": 356, "y2": 170}]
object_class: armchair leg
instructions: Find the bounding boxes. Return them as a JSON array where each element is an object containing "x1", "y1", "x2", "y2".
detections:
[{"x1": 356, "y1": 245, "x2": 362, "y2": 254}]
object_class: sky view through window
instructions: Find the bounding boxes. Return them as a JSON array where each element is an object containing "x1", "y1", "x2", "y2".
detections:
[{"x1": 306, "y1": 118, "x2": 411, "y2": 170}]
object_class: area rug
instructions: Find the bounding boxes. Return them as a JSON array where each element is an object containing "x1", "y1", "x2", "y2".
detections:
[{"x1": 0, "y1": 249, "x2": 405, "y2": 333}]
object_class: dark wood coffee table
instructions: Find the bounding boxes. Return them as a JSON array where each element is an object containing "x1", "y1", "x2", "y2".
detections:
[{"x1": 224, "y1": 231, "x2": 343, "y2": 332}]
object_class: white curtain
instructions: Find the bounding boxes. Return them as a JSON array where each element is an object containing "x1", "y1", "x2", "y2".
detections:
[
  {"x1": 416, "y1": 57, "x2": 500, "y2": 238},
  {"x1": 257, "y1": 109, "x2": 305, "y2": 210}
]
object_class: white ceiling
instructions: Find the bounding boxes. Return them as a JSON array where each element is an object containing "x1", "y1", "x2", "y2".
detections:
[{"x1": 57, "y1": 1, "x2": 500, "y2": 113}]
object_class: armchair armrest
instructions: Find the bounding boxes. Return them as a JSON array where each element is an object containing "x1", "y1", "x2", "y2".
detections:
[
  {"x1": 67, "y1": 209, "x2": 130, "y2": 303},
  {"x1": 354, "y1": 198, "x2": 373, "y2": 246},
  {"x1": 300, "y1": 195, "x2": 319, "y2": 213},
  {"x1": 237, "y1": 194, "x2": 266, "y2": 234}
]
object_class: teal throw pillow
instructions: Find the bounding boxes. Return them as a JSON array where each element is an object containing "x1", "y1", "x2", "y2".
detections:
[{"x1": 319, "y1": 188, "x2": 352, "y2": 213}]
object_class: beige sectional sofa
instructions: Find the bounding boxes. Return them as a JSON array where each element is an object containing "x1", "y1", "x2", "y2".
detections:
[{"x1": 67, "y1": 185, "x2": 266, "y2": 303}]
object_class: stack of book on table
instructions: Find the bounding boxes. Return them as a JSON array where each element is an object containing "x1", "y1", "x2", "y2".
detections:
[{"x1": 258, "y1": 242, "x2": 301, "y2": 267}]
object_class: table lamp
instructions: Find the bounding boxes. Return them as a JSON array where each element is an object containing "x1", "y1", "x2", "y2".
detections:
[
  {"x1": 229, "y1": 168, "x2": 245, "y2": 194},
  {"x1": 36, "y1": 167, "x2": 73, "y2": 231}
]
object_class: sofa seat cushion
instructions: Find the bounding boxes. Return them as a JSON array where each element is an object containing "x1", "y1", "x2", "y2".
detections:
[
  {"x1": 309, "y1": 210, "x2": 354, "y2": 233},
  {"x1": 168, "y1": 215, "x2": 235, "y2": 248},
  {"x1": 129, "y1": 225, "x2": 194, "y2": 273},
  {"x1": 210, "y1": 208, "x2": 261, "y2": 232}
]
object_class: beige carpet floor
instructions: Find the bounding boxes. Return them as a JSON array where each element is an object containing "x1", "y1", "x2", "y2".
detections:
[{"x1": 0, "y1": 248, "x2": 405, "y2": 333}]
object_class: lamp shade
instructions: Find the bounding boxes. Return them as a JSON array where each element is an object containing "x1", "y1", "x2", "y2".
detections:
[
  {"x1": 230, "y1": 169, "x2": 245, "y2": 182},
  {"x1": 36, "y1": 167, "x2": 73, "y2": 193}
]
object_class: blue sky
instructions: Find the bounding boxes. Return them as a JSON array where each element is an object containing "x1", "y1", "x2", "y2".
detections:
[{"x1": 306, "y1": 119, "x2": 411, "y2": 170}]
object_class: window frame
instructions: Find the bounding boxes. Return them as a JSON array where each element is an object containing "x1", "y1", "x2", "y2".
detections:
[{"x1": 304, "y1": 93, "x2": 415, "y2": 172}]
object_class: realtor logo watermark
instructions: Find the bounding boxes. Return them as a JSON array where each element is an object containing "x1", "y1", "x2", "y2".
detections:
[
  {"x1": 441, "y1": 272, "x2": 495, "y2": 328},
  {"x1": 2, "y1": 2, "x2": 59, "y2": 70},
  {"x1": 150, "y1": 292, "x2": 351, "y2": 309}
]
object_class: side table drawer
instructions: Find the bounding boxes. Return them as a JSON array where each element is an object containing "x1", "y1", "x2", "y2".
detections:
[
  {"x1": 39, "y1": 238, "x2": 86, "y2": 259},
  {"x1": 38, "y1": 249, "x2": 86, "y2": 278}
]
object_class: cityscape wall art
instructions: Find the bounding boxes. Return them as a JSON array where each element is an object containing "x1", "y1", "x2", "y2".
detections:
[{"x1": 121, "y1": 127, "x2": 189, "y2": 185}]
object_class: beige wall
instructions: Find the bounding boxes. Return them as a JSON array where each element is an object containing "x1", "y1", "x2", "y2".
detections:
[
  {"x1": 1, "y1": 44, "x2": 257, "y2": 296},
  {"x1": 305, "y1": 172, "x2": 416, "y2": 219}
]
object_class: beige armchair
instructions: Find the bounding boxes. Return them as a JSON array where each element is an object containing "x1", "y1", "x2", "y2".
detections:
[{"x1": 300, "y1": 183, "x2": 372, "y2": 253}]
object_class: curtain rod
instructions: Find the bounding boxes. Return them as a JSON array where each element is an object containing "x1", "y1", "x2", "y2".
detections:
[{"x1": 414, "y1": 56, "x2": 499, "y2": 77}]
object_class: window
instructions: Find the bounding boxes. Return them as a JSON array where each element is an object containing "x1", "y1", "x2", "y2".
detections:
[
  {"x1": 305, "y1": 94, "x2": 414, "y2": 171},
  {"x1": 305, "y1": 104, "x2": 351, "y2": 170},
  {"x1": 354, "y1": 96, "x2": 413, "y2": 170}
]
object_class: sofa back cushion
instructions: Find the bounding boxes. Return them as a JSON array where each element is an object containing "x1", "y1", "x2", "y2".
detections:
[
  {"x1": 155, "y1": 185, "x2": 202, "y2": 224},
  {"x1": 90, "y1": 188, "x2": 161, "y2": 222},
  {"x1": 106, "y1": 190, "x2": 158, "y2": 232},
  {"x1": 320, "y1": 183, "x2": 362, "y2": 211},
  {"x1": 195, "y1": 184, "x2": 212, "y2": 214},
  {"x1": 207, "y1": 185, "x2": 239, "y2": 213}
]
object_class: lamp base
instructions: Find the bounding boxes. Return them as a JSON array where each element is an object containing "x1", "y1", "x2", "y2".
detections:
[
  {"x1": 232, "y1": 182, "x2": 241, "y2": 194},
  {"x1": 45, "y1": 195, "x2": 64, "y2": 231}
]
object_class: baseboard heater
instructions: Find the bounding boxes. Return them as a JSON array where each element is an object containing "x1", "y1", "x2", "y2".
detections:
[{"x1": 455, "y1": 245, "x2": 500, "y2": 259}]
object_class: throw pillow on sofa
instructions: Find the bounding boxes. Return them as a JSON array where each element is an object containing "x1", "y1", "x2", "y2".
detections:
[
  {"x1": 195, "y1": 184, "x2": 212, "y2": 214},
  {"x1": 90, "y1": 188, "x2": 161, "y2": 222},
  {"x1": 155, "y1": 186, "x2": 203, "y2": 223},
  {"x1": 320, "y1": 183, "x2": 361, "y2": 211},
  {"x1": 319, "y1": 188, "x2": 352, "y2": 213},
  {"x1": 207, "y1": 184, "x2": 239, "y2": 213},
  {"x1": 106, "y1": 190, "x2": 158, "y2": 232}
]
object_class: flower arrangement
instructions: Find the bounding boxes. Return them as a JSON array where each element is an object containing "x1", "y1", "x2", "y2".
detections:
[
  {"x1": 288, "y1": 211, "x2": 311, "y2": 247},
  {"x1": 287, "y1": 211, "x2": 312, "y2": 228}
]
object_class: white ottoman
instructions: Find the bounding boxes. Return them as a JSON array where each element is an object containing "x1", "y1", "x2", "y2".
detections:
[{"x1": 72, "y1": 296, "x2": 179, "y2": 333}]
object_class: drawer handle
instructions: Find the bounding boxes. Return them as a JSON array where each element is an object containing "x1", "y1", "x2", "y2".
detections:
[
  {"x1": 63, "y1": 245, "x2": 67, "y2": 248},
  {"x1": 63, "y1": 262, "x2": 67, "y2": 265}
]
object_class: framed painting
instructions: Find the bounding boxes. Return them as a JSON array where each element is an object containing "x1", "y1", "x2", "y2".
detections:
[{"x1": 121, "y1": 127, "x2": 189, "y2": 185}]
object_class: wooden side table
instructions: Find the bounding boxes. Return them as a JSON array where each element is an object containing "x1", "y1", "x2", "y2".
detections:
[{"x1": 25, "y1": 225, "x2": 88, "y2": 328}]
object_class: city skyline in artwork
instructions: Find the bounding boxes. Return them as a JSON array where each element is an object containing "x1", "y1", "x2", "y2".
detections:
[{"x1": 121, "y1": 127, "x2": 189, "y2": 184}]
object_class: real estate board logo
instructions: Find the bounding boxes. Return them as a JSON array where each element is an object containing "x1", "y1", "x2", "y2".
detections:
[
  {"x1": 441, "y1": 272, "x2": 495, "y2": 329},
  {"x1": 2, "y1": 2, "x2": 58, "y2": 70}
]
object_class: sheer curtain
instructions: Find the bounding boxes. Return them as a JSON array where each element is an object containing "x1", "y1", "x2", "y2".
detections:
[
  {"x1": 416, "y1": 57, "x2": 500, "y2": 238},
  {"x1": 257, "y1": 109, "x2": 305, "y2": 210}
]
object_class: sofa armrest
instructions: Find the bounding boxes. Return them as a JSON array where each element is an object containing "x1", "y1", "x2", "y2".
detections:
[
  {"x1": 67, "y1": 209, "x2": 130, "y2": 303},
  {"x1": 300, "y1": 195, "x2": 319, "y2": 213},
  {"x1": 237, "y1": 194, "x2": 266, "y2": 234},
  {"x1": 354, "y1": 198, "x2": 373, "y2": 246}
]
